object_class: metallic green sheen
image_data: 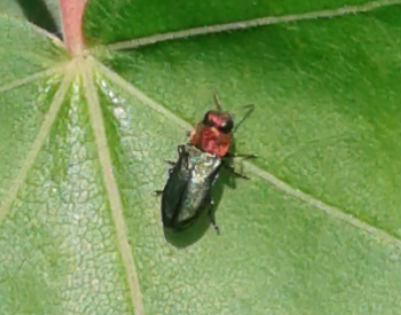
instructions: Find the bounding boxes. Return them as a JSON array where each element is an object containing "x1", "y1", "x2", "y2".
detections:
[{"x1": 161, "y1": 144, "x2": 222, "y2": 231}]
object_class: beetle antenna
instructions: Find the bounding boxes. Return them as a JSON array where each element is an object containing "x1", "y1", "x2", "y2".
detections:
[
  {"x1": 212, "y1": 89, "x2": 224, "y2": 111},
  {"x1": 234, "y1": 104, "x2": 255, "y2": 133}
]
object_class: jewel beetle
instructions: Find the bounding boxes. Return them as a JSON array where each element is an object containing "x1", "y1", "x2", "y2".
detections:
[{"x1": 157, "y1": 95, "x2": 256, "y2": 234}]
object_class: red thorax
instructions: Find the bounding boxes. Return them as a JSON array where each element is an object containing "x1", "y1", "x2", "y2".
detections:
[{"x1": 189, "y1": 124, "x2": 232, "y2": 158}]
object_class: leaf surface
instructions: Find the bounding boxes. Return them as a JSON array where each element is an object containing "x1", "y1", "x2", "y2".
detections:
[{"x1": 1, "y1": 1, "x2": 401, "y2": 314}]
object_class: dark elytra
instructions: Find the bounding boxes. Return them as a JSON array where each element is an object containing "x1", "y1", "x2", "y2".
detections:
[{"x1": 160, "y1": 144, "x2": 222, "y2": 233}]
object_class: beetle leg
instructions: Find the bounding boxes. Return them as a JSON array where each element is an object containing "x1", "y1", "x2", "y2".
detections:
[
  {"x1": 186, "y1": 130, "x2": 191, "y2": 137},
  {"x1": 208, "y1": 206, "x2": 220, "y2": 235},
  {"x1": 224, "y1": 152, "x2": 255, "y2": 179},
  {"x1": 233, "y1": 104, "x2": 255, "y2": 133},
  {"x1": 225, "y1": 163, "x2": 250, "y2": 179},
  {"x1": 163, "y1": 159, "x2": 176, "y2": 166},
  {"x1": 213, "y1": 90, "x2": 224, "y2": 111},
  {"x1": 177, "y1": 144, "x2": 186, "y2": 154},
  {"x1": 154, "y1": 190, "x2": 163, "y2": 196},
  {"x1": 225, "y1": 152, "x2": 257, "y2": 159}
]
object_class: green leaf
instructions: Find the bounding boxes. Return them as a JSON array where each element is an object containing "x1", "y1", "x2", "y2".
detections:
[
  {"x1": 2, "y1": 1, "x2": 401, "y2": 314},
  {"x1": 0, "y1": 0, "x2": 61, "y2": 36}
]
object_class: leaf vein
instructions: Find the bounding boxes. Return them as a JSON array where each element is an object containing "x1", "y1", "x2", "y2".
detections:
[
  {"x1": 83, "y1": 57, "x2": 144, "y2": 315},
  {"x1": 103, "y1": 0, "x2": 401, "y2": 51},
  {"x1": 0, "y1": 65, "x2": 65, "y2": 94},
  {"x1": 0, "y1": 62, "x2": 73, "y2": 226}
]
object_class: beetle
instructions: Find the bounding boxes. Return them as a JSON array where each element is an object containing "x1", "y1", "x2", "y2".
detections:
[{"x1": 157, "y1": 95, "x2": 256, "y2": 234}]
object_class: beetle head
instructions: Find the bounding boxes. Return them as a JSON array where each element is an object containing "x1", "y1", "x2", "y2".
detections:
[{"x1": 202, "y1": 110, "x2": 234, "y2": 134}]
